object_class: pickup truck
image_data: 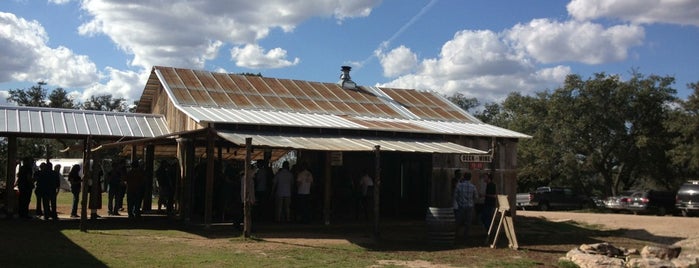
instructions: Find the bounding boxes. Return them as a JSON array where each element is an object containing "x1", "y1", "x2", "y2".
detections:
[
  {"x1": 528, "y1": 186, "x2": 593, "y2": 211},
  {"x1": 516, "y1": 192, "x2": 534, "y2": 210}
]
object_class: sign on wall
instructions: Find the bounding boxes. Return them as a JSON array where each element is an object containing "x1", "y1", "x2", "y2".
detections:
[{"x1": 460, "y1": 154, "x2": 492, "y2": 163}]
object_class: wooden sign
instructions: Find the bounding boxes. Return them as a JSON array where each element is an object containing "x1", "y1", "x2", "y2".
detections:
[
  {"x1": 487, "y1": 195, "x2": 519, "y2": 250},
  {"x1": 460, "y1": 154, "x2": 492, "y2": 163}
]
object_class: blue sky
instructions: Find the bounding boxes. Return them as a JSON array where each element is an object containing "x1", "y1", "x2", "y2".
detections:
[{"x1": 1, "y1": 0, "x2": 698, "y2": 107}]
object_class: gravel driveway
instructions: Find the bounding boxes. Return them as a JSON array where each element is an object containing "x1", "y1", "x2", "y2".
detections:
[{"x1": 518, "y1": 211, "x2": 699, "y2": 255}]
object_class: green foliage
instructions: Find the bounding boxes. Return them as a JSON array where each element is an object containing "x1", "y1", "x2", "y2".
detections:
[
  {"x1": 7, "y1": 81, "x2": 49, "y2": 107},
  {"x1": 237, "y1": 72, "x2": 263, "y2": 77},
  {"x1": 446, "y1": 93, "x2": 479, "y2": 112},
  {"x1": 667, "y1": 82, "x2": 699, "y2": 179},
  {"x1": 449, "y1": 72, "x2": 689, "y2": 196},
  {"x1": 81, "y1": 94, "x2": 129, "y2": 112},
  {"x1": 48, "y1": 88, "x2": 77, "y2": 109}
]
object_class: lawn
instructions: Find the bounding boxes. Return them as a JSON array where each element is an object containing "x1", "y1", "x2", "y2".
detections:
[{"x1": 0, "y1": 192, "x2": 654, "y2": 268}]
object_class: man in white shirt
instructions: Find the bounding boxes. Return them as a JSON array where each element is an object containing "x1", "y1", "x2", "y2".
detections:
[{"x1": 296, "y1": 163, "x2": 313, "y2": 223}]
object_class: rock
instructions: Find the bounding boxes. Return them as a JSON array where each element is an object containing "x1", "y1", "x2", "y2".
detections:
[
  {"x1": 579, "y1": 242, "x2": 629, "y2": 257},
  {"x1": 566, "y1": 248, "x2": 625, "y2": 268},
  {"x1": 626, "y1": 257, "x2": 675, "y2": 268},
  {"x1": 672, "y1": 255, "x2": 699, "y2": 268},
  {"x1": 641, "y1": 245, "x2": 682, "y2": 260}
]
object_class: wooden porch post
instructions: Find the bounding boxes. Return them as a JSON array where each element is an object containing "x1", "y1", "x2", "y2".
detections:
[
  {"x1": 204, "y1": 129, "x2": 215, "y2": 228},
  {"x1": 143, "y1": 144, "x2": 155, "y2": 211},
  {"x1": 323, "y1": 151, "x2": 332, "y2": 225},
  {"x1": 243, "y1": 137, "x2": 252, "y2": 237},
  {"x1": 79, "y1": 137, "x2": 91, "y2": 232},
  {"x1": 176, "y1": 138, "x2": 194, "y2": 223},
  {"x1": 373, "y1": 145, "x2": 381, "y2": 240},
  {"x1": 4, "y1": 136, "x2": 17, "y2": 217}
]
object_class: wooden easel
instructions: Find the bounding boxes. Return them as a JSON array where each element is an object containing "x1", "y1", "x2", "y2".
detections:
[{"x1": 486, "y1": 195, "x2": 519, "y2": 249}]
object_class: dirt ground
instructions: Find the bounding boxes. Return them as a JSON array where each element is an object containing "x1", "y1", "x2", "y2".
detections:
[{"x1": 518, "y1": 210, "x2": 699, "y2": 255}]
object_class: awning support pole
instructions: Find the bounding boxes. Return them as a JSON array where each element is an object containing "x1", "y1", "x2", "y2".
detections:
[
  {"x1": 79, "y1": 136, "x2": 91, "y2": 232},
  {"x1": 323, "y1": 151, "x2": 332, "y2": 225},
  {"x1": 204, "y1": 128, "x2": 215, "y2": 228},
  {"x1": 373, "y1": 145, "x2": 381, "y2": 240},
  {"x1": 243, "y1": 137, "x2": 253, "y2": 238},
  {"x1": 143, "y1": 144, "x2": 155, "y2": 211},
  {"x1": 5, "y1": 136, "x2": 17, "y2": 217}
]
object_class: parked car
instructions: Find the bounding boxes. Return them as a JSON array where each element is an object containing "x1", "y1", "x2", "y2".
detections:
[
  {"x1": 604, "y1": 191, "x2": 635, "y2": 212},
  {"x1": 625, "y1": 190, "x2": 676, "y2": 216},
  {"x1": 529, "y1": 186, "x2": 594, "y2": 211},
  {"x1": 676, "y1": 180, "x2": 699, "y2": 217}
]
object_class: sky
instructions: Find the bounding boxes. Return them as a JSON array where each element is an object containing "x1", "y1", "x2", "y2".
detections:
[{"x1": 1, "y1": 0, "x2": 698, "y2": 108}]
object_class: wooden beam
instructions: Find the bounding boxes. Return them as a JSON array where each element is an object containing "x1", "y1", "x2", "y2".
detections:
[
  {"x1": 373, "y1": 145, "x2": 381, "y2": 240},
  {"x1": 243, "y1": 137, "x2": 252, "y2": 238},
  {"x1": 204, "y1": 128, "x2": 215, "y2": 228},
  {"x1": 80, "y1": 137, "x2": 91, "y2": 232},
  {"x1": 177, "y1": 138, "x2": 194, "y2": 223},
  {"x1": 4, "y1": 136, "x2": 17, "y2": 217},
  {"x1": 143, "y1": 144, "x2": 155, "y2": 211},
  {"x1": 323, "y1": 151, "x2": 332, "y2": 225}
]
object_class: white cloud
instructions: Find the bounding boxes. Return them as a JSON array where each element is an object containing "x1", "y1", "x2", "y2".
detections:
[
  {"x1": 78, "y1": 0, "x2": 380, "y2": 70},
  {"x1": 567, "y1": 0, "x2": 699, "y2": 26},
  {"x1": 230, "y1": 44, "x2": 300, "y2": 69},
  {"x1": 79, "y1": 67, "x2": 145, "y2": 104},
  {"x1": 49, "y1": 0, "x2": 72, "y2": 4},
  {"x1": 379, "y1": 29, "x2": 562, "y2": 101},
  {"x1": 0, "y1": 12, "x2": 100, "y2": 87},
  {"x1": 378, "y1": 45, "x2": 418, "y2": 77},
  {"x1": 506, "y1": 19, "x2": 644, "y2": 64}
]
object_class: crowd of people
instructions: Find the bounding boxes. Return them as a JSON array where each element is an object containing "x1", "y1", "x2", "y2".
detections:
[
  {"x1": 198, "y1": 159, "x2": 320, "y2": 228},
  {"x1": 11, "y1": 155, "x2": 380, "y2": 227},
  {"x1": 11, "y1": 156, "x2": 162, "y2": 221}
]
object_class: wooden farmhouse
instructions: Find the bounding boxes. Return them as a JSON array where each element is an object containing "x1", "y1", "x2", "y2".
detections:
[
  {"x1": 125, "y1": 65, "x2": 530, "y2": 227},
  {"x1": 0, "y1": 65, "x2": 530, "y2": 234}
]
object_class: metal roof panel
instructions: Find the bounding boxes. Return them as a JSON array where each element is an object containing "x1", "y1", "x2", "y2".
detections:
[
  {"x1": 217, "y1": 130, "x2": 487, "y2": 154},
  {"x1": 0, "y1": 106, "x2": 170, "y2": 138}
]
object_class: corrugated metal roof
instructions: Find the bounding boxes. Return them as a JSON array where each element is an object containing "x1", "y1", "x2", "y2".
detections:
[
  {"x1": 353, "y1": 117, "x2": 532, "y2": 139},
  {"x1": 176, "y1": 106, "x2": 530, "y2": 138},
  {"x1": 137, "y1": 66, "x2": 530, "y2": 139},
  {"x1": 217, "y1": 131, "x2": 488, "y2": 154},
  {"x1": 0, "y1": 105, "x2": 170, "y2": 138}
]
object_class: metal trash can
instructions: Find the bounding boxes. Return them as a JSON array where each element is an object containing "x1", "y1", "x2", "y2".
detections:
[{"x1": 425, "y1": 207, "x2": 456, "y2": 246}]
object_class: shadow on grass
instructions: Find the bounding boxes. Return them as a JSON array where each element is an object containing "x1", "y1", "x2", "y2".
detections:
[
  {"x1": 0, "y1": 217, "x2": 108, "y2": 268},
  {"x1": 0, "y1": 211, "x2": 685, "y2": 265}
]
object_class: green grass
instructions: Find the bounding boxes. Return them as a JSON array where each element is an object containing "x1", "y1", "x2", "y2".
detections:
[{"x1": 0, "y1": 193, "x2": 641, "y2": 268}]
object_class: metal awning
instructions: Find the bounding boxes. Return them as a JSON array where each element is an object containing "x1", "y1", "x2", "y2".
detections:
[{"x1": 216, "y1": 130, "x2": 487, "y2": 154}]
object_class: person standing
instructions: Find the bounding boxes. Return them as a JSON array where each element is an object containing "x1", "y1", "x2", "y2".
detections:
[
  {"x1": 358, "y1": 169, "x2": 373, "y2": 220},
  {"x1": 48, "y1": 163, "x2": 61, "y2": 220},
  {"x1": 295, "y1": 163, "x2": 313, "y2": 223},
  {"x1": 15, "y1": 157, "x2": 35, "y2": 219},
  {"x1": 453, "y1": 172, "x2": 477, "y2": 241},
  {"x1": 271, "y1": 161, "x2": 293, "y2": 222},
  {"x1": 481, "y1": 174, "x2": 497, "y2": 230},
  {"x1": 68, "y1": 164, "x2": 82, "y2": 217},
  {"x1": 107, "y1": 161, "x2": 124, "y2": 216},
  {"x1": 88, "y1": 161, "x2": 104, "y2": 219},
  {"x1": 253, "y1": 160, "x2": 272, "y2": 220},
  {"x1": 126, "y1": 161, "x2": 146, "y2": 219},
  {"x1": 49, "y1": 162, "x2": 63, "y2": 220},
  {"x1": 34, "y1": 163, "x2": 44, "y2": 217},
  {"x1": 35, "y1": 162, "x2": 58, "y2": 220},
  {"x1": 155, "y1": 160, "x2": 174, "y2": 215}
]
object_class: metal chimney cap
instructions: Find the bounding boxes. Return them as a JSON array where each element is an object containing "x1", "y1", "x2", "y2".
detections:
[{"x1": 338, "y1": 66, "x2": 356, "y2": 89}]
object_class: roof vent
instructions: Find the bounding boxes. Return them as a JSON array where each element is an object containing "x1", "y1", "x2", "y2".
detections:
[{"x1": 338, "y1": 65, "x2": 357, "y2": 90}]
